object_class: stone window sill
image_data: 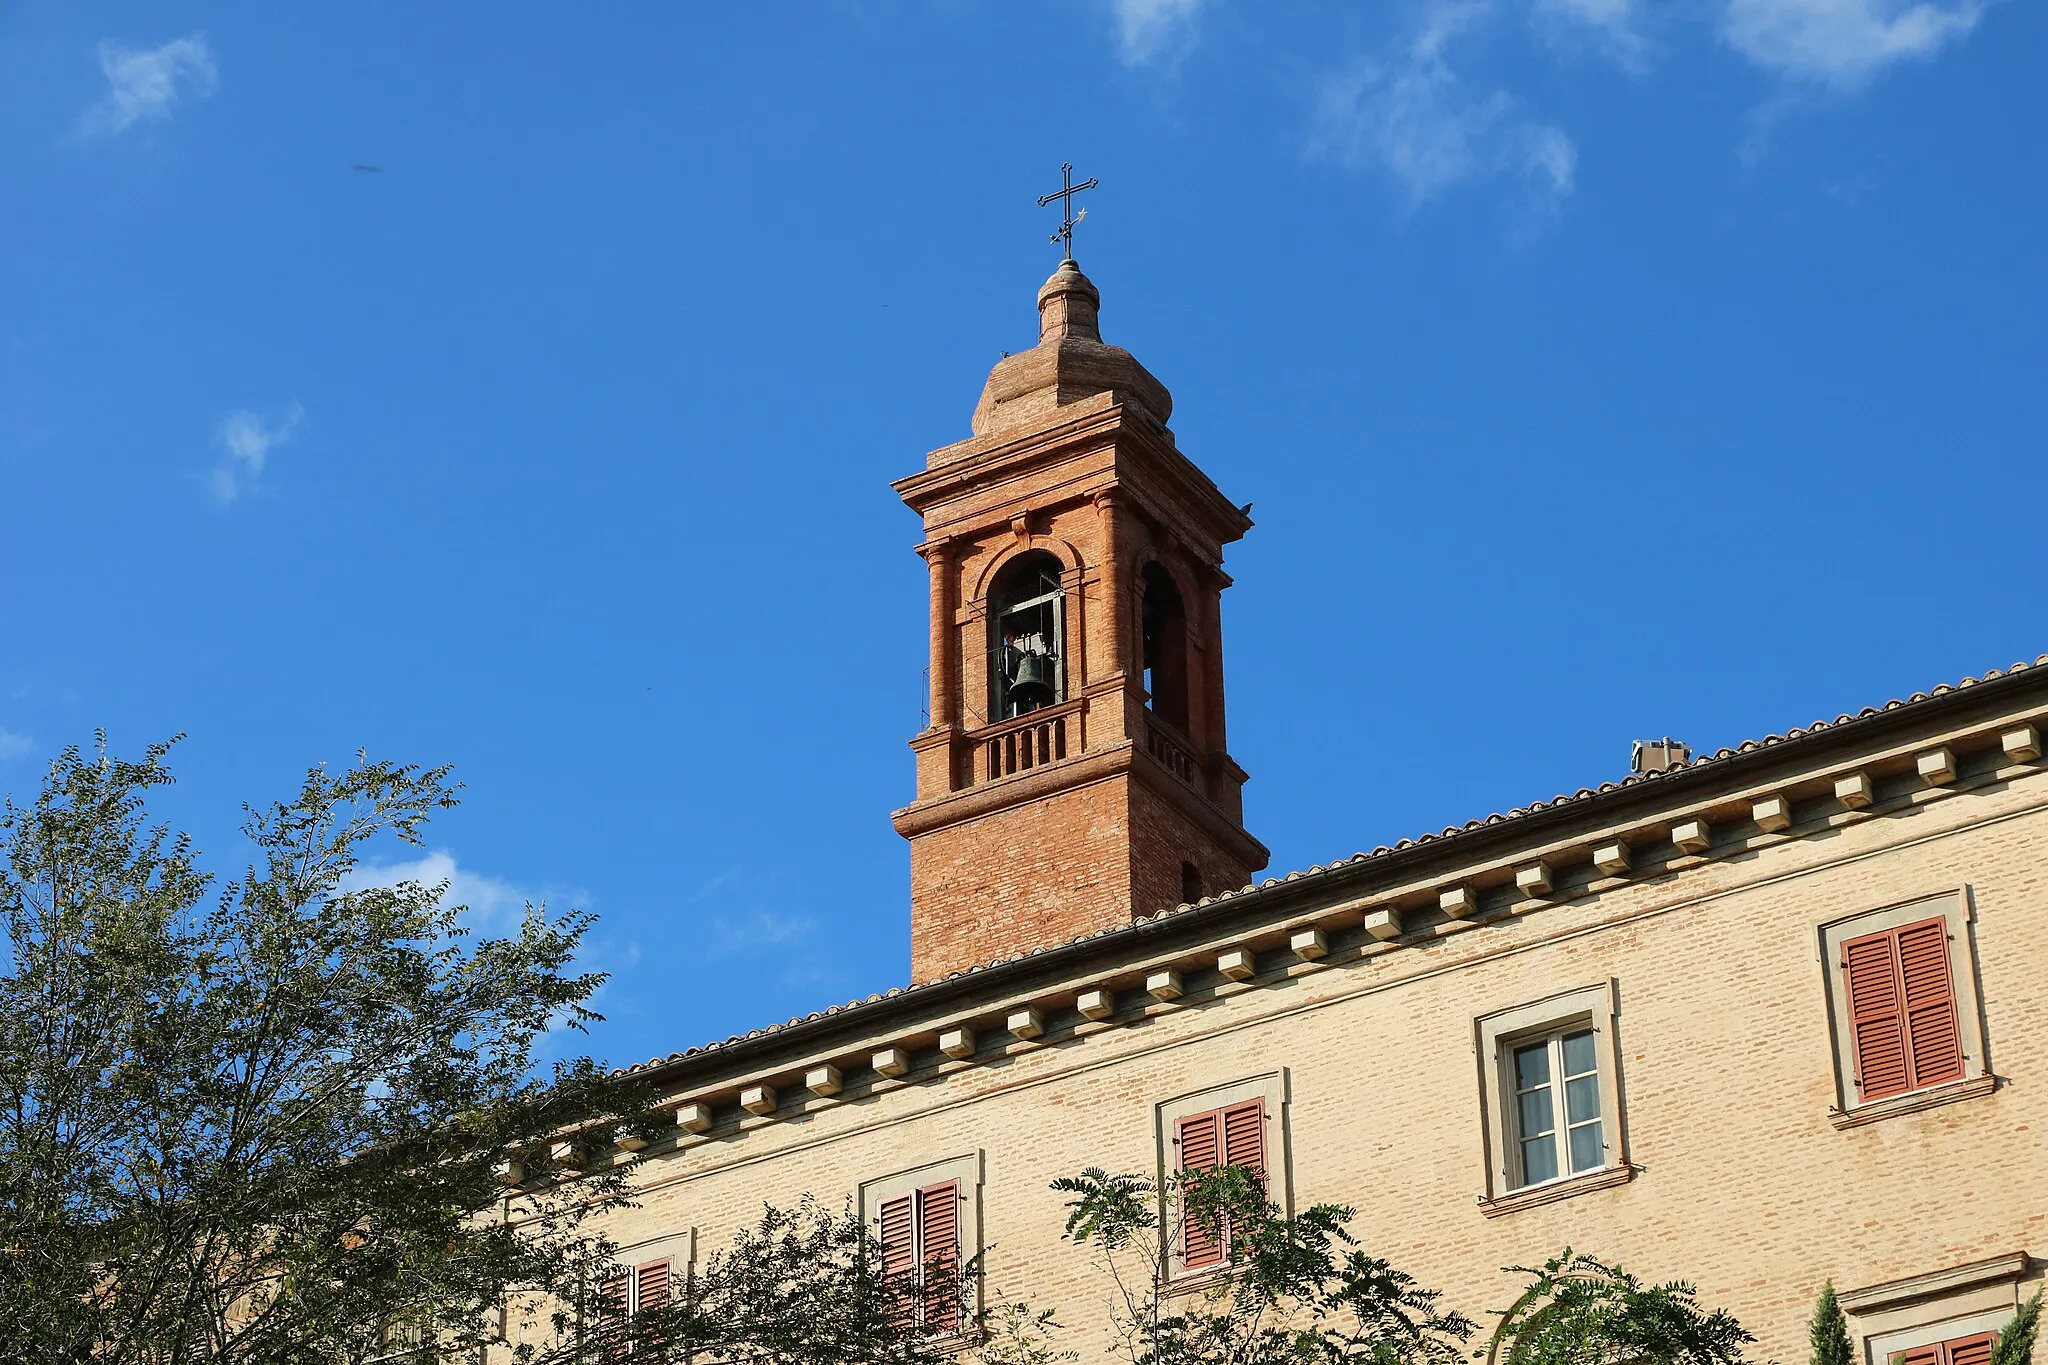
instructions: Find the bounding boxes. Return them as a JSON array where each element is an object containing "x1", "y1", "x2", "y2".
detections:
[
  {"x1": 1159, "y1": 1264, "x2": 1238, "y2": 1299},
  {"x1": 1479, "y1": 1163, "x2": 1634, "y2": 1218},
  {"x1": 1830, "y1": 1073, "x2": 1998, "y2": 1130}
]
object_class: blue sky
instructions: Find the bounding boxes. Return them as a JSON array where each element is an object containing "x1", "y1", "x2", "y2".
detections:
[{"x1": 3, "y1": 0, "x2": 2041, "y2": 1069}]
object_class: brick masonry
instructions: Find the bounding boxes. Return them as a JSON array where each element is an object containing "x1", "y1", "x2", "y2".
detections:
[
  {"x1": 908, "y1": 767, "x2": 1262, "y2": 983},
  {"x1": 497, "y1": 264, "x2": 2048, "y2": 1362},
  {"x1": 892, "y1": 261, "x2": 1266, "y2": 983},
  {"x1": 557, "y1": 761, "x2": 2048, "y2": 1364}
]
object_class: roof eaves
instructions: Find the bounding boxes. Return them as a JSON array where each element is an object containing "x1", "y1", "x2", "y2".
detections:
[{"x1": 611, "y1": 653, "x2": 2048, "y2": 1084}]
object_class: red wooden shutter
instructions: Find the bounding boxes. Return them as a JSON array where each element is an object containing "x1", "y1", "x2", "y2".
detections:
[
  {"x1": 878, "y1": 1193, "x2": 916, "y2": 1330},
  {"x1": 594, "y1": 1268, "x2": 630, "y2": 1354},
  {"x1": 917, "y1": 1180, "x2": 962, "y2": 1334},
  {"x1": 1942, "y1": 1333, "x2": 1996, "y2": 1365},
  {"x1": 1893, "y1": 1348, "x2": 1941, "y2": 1365},
  {"x1": 1179, "y1": 1108, "x2": 1222, "y2": 1171},
  {"x1": 596, "y1": 1268, "x2": 629, "y2": 1319},
  {"x1": 1177, "y1": 1109, "x2": 1223, "y2": 1269},
  {"x1": 1896, "y1": 917, "x2": 1964, "y2": 1089},
  {"x1": 1221, "y1": 1099, "x2": 1266, "y2": 1182},
  {"x1": 1844, "y1": 928, "x2": 1911, "y2": 1100},
  {"x1": 636, "y1": 1256, "x2": 671, "y2": 1311}
]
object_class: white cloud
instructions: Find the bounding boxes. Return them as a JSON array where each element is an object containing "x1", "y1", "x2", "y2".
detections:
[
  {"x1": 1109, "y1": 0, "x2": 1207, "y2": 66},
  {"x1": 208, "y1": 402, "x2": 304, "y2": 504},
  {"x1": 708, "y1": 909, "x2": 820, "y2": 956},
  {"x1": 1311, "y1": 2, "x2": 1576, "y2": 218},
  {"x1": 1719, "y1": 0, "x2": 1986, "y2": 89},
  {"x1": 76, "y1": 34, "x2": 217, "y2": 139},
  {"x1": 1522, "y1": 123, "x2": 1580, "y2": 212},
  {"x1": 1532, "y1": 0, "x2": 1653, "y2": 70},
  {"x1": 0, "y1": 730, "x2": 33, "y2": 762},
  {"x1": 342, "y1": 849, "x2": 578, "y2": 933}
]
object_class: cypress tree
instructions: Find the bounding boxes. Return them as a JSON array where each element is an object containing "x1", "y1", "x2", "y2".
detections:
[
  {"x1": 1810, "y1": 1283, "x2": 1853, "y2": 1365},
  {"x1": 1992, "y1": 1293, "x2": 2042, "y2": 1365}
]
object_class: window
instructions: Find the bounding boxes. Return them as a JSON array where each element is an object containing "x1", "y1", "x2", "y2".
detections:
[
  {"x1": 1475, "y1": 983, "x2": 1630, "y2": 1212},
  {"x1": 1509, "y1": 1028, "x2": 1603, "y2": 1186},
  {"x1": 861, "y1": 1154, "x2": 981, "y2": 1338},
  {"x1": 1175, "y1": 1099, "x2": 1265, "y2": 1270},
  {"x1": 1842, "y1": 1250, "x2": 2031, "y2": 1365},
  {"x1": 1180, "y1": 861, "x2": 1205, "y2": 904},
  {"x1": 596, "y1": 1257, "x2": 673, "y2": 1326},
  {"x1": 1140, "y1": 563, "x2": 1189, "y2": 731},
  {"x1": 1843, "y1": 918, "x2": 1964, "y2": 1102},
  {"x1": 593, "y1": 1259, "x2": 669, "y2": 1360},
  {"x1": 989, "y1": 554, "x2": 1065, "y2": 720},
  {"x1": 1155, "y1": 1071, "x2": 1290, "y2": 1278},
  {"x1": 879, "y1": 1180, "x2": 964, "y2": 1334},
  {"x1": 1892, "y1": 1333, "x2": 1995, "y2": 1365},
  {"x1": 591, "y1": 1231, "x2": 693, "y2": 1355},
  {"x1": 1819, "y1": 890, "x2": 1989, "y2": 1124}
]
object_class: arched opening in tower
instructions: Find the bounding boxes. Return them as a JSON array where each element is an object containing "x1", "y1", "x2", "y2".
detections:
[
  {"x1": 989, "y1": 553, "x2": 1066, "y2": 720},
  {"x1": 1140, "y1": 563, "x2": 1189, "y2": 733}
]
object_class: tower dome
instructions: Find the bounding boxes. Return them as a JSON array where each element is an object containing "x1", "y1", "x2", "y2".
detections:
[{"x1": 969, "y1": 260, "x2": 1173, "y2": 438}]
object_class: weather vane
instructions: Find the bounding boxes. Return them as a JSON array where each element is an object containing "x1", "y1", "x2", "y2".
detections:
[{"x1": 1037, "y1": 162, "x2": 1098, "y2": 262}]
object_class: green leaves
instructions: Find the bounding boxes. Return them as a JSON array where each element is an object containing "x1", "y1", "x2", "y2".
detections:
[
  {"x1": 1053, "y1": 1167, "x2": 1157, "y2": 1249},
  {"x1": 1487, "y1": 1251, "x2": 1754, "y2": 1365},
  {"x1": 0, "y1": 738, "x2": 633, "y2": 1363},
  {"x1": 1054, "y1": 1163, "x2": 1472, "y2": 1365},
  {"x1": 1809, "y1": 1282, "x2": 1852, "y2": 1365},
  {"x1": 632, "y1": 1195, "x2": 973, "y2": 1365},
  {"x1": 1054, "y1": 1170, "x2": 1761, "y2": 1365},
  {"x1": 1991, "y1": 1292, "x2": 2041, "y2": 1365}
]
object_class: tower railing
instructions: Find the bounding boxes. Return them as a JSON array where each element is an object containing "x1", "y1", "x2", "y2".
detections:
[
  {"x1": 974, "y1": 698, "x2": 1080, "y2": 783},
  {"x1": 1143, "y1": 714, "x2": 1199, "y2": 786}
]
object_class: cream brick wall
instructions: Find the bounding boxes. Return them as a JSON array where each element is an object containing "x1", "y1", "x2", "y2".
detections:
[{"x1": 569, "y1": 764, "x2": 2048, "y2": 1364}]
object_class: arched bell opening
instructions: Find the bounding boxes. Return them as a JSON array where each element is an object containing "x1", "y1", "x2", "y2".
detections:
[
  {"x1": 988, "y1": 551, "x2": 1066, "y2": 721},
  {"x1": 1140, "y1": 563, "x2": 1190, "y2": 733}
]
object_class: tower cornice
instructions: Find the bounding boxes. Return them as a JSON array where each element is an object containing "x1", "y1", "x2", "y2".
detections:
[{"x1": 895, "y1": 396, "x2": 1252, "y2": 557}]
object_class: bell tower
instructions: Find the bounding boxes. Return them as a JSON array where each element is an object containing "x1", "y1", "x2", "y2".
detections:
[{"x1": 892, "y1": 259, "x2": 1269, "y2": 984}]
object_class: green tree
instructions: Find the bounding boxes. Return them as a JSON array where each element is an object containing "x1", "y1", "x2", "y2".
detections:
[
  {"x1": 1051, "y1": 1164, "x2": 1474, "y2": 1365},
  {"x1": 1991, "y1": 1292, "x2": 2042, "y2": 1365},
  {"x1": 1485, "y1": 1251, "x2": 1754, "y2": 1365},
  {"x1": 975, "y1": 1295, "x2": 1077, "y2": 1365},
  {"x1": 0, "y1": 737, "x2": 644, "y2": 1363},
  {"x1": 651, "y1": 1195, "x2": 984, "y2": 1365},
  {"x1": 1810, "y1": 1282, "x2": 1853, "y2": 1365}
]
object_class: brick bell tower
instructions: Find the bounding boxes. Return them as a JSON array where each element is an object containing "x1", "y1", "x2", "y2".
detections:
[{"x1": 891, "y1": 258, "x2": 1269, "y2": 984}]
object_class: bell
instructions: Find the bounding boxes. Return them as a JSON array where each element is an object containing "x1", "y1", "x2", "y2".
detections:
[{"x1": 1009, "y1": 651, "x2": 1056, "y2": 710}]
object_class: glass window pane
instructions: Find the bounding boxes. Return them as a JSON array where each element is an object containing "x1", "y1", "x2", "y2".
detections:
[
  {"x1": 1520, "y1": 1134, "x2": 1558, "y2": 1185},
  {"x1": 1518, "y1": 1088, "x2": 1554, "y2": 1138},
  {"x1": 1561, "y1": 1030, "x2": 1597, "y2": 1077},
  {"x1": 1565, "y1": 1074, "x2": 1602, "y2": 1125},
  {"x1": 1514, "y1": 1042, "x2": 1551, "y2": 1089},
  {"x1": 1568, "y1": 1120, "x2": 1604, "y2": 1172}
]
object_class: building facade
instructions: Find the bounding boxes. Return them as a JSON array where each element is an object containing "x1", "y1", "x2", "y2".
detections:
[{"x1": 536, "y1": 261, "x2": 2046, "y2": 1364}]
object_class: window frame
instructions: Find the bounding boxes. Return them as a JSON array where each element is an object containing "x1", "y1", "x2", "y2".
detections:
[
  {"x1": 590, "y1": 1228, "x2": 694, "y2": 1351},
  {"x1": 1818, "y1": 888, "x2": 1990, "y2": 1124},
  {"x1": 1154, "y1": 1070, "x2": 1290, "y2": 1281},
  {"x1": 1841, "y1": 1251, "x2": 2031, "y2": 1365},
  {"x1": 858, "y1": 1152, "x2": 983, "y2": 1338},
  {"x1": 1474, "y1": 982, "x2": 1630, "y2": 1213},
  {"x1": 1505, "y1": 1026, "x2": 1605, "y2": 1187},
  {"x1": 1868, "y1": 1314, "x2": 2012, "y2": 1365}
]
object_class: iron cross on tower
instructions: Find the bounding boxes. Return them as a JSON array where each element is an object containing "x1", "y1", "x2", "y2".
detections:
[{"x1": 1037, "y1": 162, "x2": 1099, "y2": 261}]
